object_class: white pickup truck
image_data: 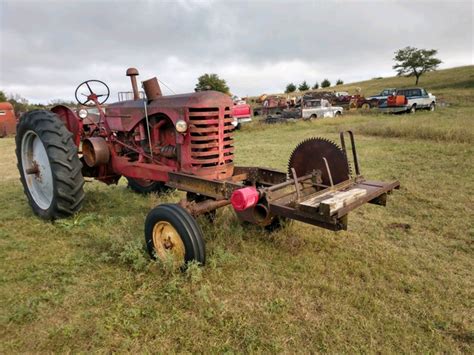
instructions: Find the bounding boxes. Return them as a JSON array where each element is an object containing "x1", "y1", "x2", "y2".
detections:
[
  {"x1": 380, "y1": 87, "x2": 436, "y2": 114},
  {"x1": 302, "y1": 99, "x2": 343, "y2": 120}
]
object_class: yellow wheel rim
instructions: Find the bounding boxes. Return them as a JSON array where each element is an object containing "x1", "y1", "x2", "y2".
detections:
[{"x1": 152, "y1": 221, "x2": 185, "y2": 264}]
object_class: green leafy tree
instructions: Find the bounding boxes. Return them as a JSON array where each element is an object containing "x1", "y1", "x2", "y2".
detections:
[
  {"x1": 336, "y1": 79, "x2": 344, "y2": 85},
  {"x1": 312, "y1": 82, "x2": 319, "y2": 90},
  {"x1": 321, "y1": 79, "x2": 331, "y2": 88},
  {"x1": 285, "y1": 83, "x2": 296, "y2": 93},
  {"x1": 393, "y1": 46, "x2": 442, "y2": 85},
  {"x1": 0, "y1": 90, "x2": 7, "y2": 102},
  {"x1": 298, "y1": 81, "x2": 310, "y2": 91},
  {"x1": 195, "y1": 73, "x2": 229, "y2": 93},
  {"x1": 7, "y1": 93, "x2": 30, "y2": 113}
]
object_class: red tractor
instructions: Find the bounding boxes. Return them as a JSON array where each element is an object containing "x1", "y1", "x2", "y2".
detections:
[{"x1": 16, "y1": 68, "x2": 399, "y2": 268}]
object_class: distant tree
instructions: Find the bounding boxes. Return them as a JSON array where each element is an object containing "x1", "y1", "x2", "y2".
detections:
[
  {"x1": 2, "y1": 92, "x2": 48, "y2": 113},
  {"x1": 393, "y1": 46, "x2": 442, "y2": 85},
  {"x1": 49, "y1": 99, "x2": 78, "y2": 107},
  {"x1": 285, "y1": 83, "x2": 296, "y2": 93},
  {"x1": 298, "y1": 81, "x2": 310, "y2": 91},
  {"x1": 195, "y1": 73, "x2": 229, "y2": 93},
  {"x1": 321, "y1": 79, "x2": 331, "y2": 88},
  {"x1": 311, "y1": 82, "x2": 319, "y2": 90},
  {"x1": 336, "y1": 79, "x2": 344, "y2": 85},
  {"x1": 7, "y1": 93, "x2": 30, "y2": 113}
]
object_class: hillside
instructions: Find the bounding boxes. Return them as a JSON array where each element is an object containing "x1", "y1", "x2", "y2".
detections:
[{"x1": 251, "y1": 65, "x2": 474, "y2": 106}]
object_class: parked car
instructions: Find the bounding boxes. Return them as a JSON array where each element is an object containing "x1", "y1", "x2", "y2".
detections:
[
  {"x1": 379, "y1": 88, "x2": 436, "y2": 114},
  {"x1": 302, "y1": 99, "x2": 343, "y2": 119}
]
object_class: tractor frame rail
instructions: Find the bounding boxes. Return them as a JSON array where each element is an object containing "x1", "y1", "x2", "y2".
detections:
[{"x1": 167, "y1": 167, "x2": 400, "y2": 231}]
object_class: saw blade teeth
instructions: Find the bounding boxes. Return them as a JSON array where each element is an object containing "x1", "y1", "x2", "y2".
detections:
[{"x1": 287, "y1": 136, "x2": 351, "y2": 185}]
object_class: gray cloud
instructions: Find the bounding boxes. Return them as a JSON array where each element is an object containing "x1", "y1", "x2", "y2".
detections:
[{"x1": 1, "y1": 0, "x2": 472, "y2": 103}]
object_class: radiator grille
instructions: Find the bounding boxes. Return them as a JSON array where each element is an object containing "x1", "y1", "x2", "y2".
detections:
[{"x1": 188, "y1": 107, "x2": 234, "y2": 168}]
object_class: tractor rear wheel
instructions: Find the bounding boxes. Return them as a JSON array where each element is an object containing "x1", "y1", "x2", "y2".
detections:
[
  {"x1": 145, "y1": 204, "x2": 206, "y2": 267},
  {"x1": 127, "y1": 177, "x2": 168, "y2": 194},
  {"x1": 16, "y1": 110, "x2": 84, "y2": 219}
]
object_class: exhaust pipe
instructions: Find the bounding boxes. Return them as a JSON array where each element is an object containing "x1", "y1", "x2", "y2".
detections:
[
  {"x1": 143, "y1": 77, "x2": 162, "y2": 100},
  {"x1": 126, "y1": 67, "x2": 140, "y2": 100}
]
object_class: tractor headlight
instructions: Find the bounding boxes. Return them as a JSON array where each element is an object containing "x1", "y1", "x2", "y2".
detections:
[
  {"x1": 78, "y1": 108, "x2": 88, "y2": 119},
  {"x1": 175, "y1": 120, "x2": 188, "y2": 133}
]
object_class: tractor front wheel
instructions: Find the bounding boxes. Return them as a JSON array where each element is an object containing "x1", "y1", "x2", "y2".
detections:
[
  {"x1": 16, "y1": 110, "x2": 84, "y2": 219},
  {"x1": 145, "y1": 204, "x2": 206, "y2": 267}
]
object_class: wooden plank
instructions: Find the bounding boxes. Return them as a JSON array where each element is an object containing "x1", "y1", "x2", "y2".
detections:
[
  {"x1": 336, "y1": 180, "x2": 400, "y2": 218},
  {"x1": 299, "y1": 190, "x2": 335, "y2": 208},
  {"x1": 319, "y1": 188, "x2": 367, "y2": 215}
]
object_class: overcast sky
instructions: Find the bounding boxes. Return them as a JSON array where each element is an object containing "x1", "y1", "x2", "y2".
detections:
[{"x1": 0, "y1": 0, "x2": 472, "y2": 103}]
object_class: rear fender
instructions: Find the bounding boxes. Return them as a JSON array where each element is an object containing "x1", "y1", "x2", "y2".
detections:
[{"x1": 51, "y1": 105, "x2": 82, "y2": 147}]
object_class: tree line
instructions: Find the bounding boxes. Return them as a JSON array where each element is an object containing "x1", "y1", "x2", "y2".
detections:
[
  {"x1": 284, "y1": 79, "x2": 344, "y2": 93},
  {"x1": 0, "y1": 90, "x2": 77, "y2": 113}
]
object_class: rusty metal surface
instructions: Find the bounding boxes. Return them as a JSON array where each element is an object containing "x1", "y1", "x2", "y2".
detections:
[
  {"x1": 126, "y1": 67, "x2": 140, "y2": 100},
  {"x1": 288, "y1": 138, "x2": 350, "y2": 186},
  {"x1": 51, "y1": 105, "x2": 83, "y2": 146},
  {"x1": 234, "y1": 167, "x2": 287, "y2": 186},
  {"x1": 179, "y1": 198, "x2": 230, "y2": 216},
  {"x1": 166, "y1": 171, "x2": 243, "y2": 199},
  {"x1": 142, "y1": 77, "x2": 162, "y2": 100},
  {"x1": 82, "y1": 137, "x2": 110, "y2": 167},
  {"x1": 334, "y1": 180, "x2": 400, "y2": 218}
]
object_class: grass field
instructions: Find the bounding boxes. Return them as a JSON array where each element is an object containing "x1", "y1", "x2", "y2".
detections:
[{"x1": 1, "y1": 66, "x2": 473, "y2": 352}]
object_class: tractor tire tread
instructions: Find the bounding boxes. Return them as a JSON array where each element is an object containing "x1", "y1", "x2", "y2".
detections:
[
  {"x1": 167, "y1": 204, "x2": 206, "y2": 263},
  {"x1": 145, "y1": 203, "x2": 206, "y2": 266},
  {"x1": 16, "y1": 110, "x2": 85, "y2": 220}
]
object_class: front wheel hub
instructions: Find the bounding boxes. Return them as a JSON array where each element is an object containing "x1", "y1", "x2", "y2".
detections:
[
  {"x1": 21, "y1": 130, "x2": 54, "y2": 210},
  {"x1": 152, "y1": 221, "x2": 185, "y2": 263}
]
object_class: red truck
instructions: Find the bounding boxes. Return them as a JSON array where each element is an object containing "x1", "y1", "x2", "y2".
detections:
[
  {"x1": 0, "y1": 102, "x2": 16, "y2": 137},
  {"x1": 231, "y1": 101, "x2": 252, "y2": 129}
]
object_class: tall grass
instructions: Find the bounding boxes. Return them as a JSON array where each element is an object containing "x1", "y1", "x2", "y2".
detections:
[{"x1": 354, "y1": 108, "x2": 474, "y2": 144}]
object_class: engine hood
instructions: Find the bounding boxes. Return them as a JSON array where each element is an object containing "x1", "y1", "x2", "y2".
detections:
[{"x1": 108, "y1": 90, "x2": 233, "y2": 110}]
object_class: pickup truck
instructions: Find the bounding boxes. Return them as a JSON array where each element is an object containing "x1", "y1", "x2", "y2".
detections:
[
  {"x1": 379, "y1": 88, "x2": 436, "y2": 114},
  {"x1": 367, "y1": 88, "x2": 396, "y2": 107},
  {"x1": 302, "y1": 99, "x2": 343, "y2": 119},
  {"x1": 368, "y1": 88, "x2": 396, "y2": 101},
  {"x1": 231, "y1": 101, "x2": 252, "y2": 129}
]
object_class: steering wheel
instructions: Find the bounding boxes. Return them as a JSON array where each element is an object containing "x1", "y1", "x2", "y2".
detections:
[{"x1": 74, "y1": 79, "x2": 110, "y2": 105}]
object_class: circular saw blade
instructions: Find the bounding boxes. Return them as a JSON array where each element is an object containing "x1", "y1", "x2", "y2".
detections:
[{"x1": 288, "y1": 137, "x2": 351, "y2": 186}]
